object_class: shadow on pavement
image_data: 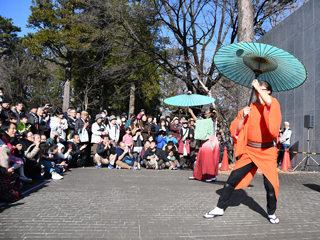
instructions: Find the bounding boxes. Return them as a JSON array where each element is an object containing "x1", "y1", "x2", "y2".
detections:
[
  {"x1": 303, "y1": 184, "x2": 320, "y2": 192},
  {"x1": 215, "y1": 188, "x2": 268, "y2": 218},
  {"x1": 0, "y1": 179, "x2": 50, "y2": 213}
]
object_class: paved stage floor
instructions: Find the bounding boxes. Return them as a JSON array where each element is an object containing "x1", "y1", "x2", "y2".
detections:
[{"x1": 1, "y1": 168, "x2": 320, "y2": 239}]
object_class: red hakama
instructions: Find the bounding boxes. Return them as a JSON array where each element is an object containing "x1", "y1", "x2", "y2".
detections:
[{"x1": 193, "y1": 135, "x2": 219, "y2": 181}]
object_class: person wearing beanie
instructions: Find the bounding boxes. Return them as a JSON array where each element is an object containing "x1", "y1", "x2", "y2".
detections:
[
  {"x1": 27, "y1": 103, "x2": 39, "y2": 134},
  {"x1": 0, "y1": 97, "x2": 14, "y2": 123},
  {"x1": 105, "y1": 115, "x2": 120, "y2": 146}
]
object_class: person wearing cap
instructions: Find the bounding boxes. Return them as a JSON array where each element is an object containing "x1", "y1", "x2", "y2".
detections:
[
  {"x1": 27, "y1": 103, "x2": 39, "y2": 134},
  {"x1": 50, "y1": 107, "x2": 68, "y2": 142},
  {"x1": 91, "y1": 114, "x2": 107, "y2": 163},
  {"x1": 0, "y1": 97, "x2": 13, "y2": 123},
  {"x1": 170, "y1": 116, "x2": 181, "y2": 140},
  {"x1": 166, "y1": 131, "x2": 178, "y2": 146},
  {"x1": 106, "y1": 115, "x2": 120, "y2": 146},
  {"x1": 75, "y1": 111, "x2": 92, "y2": 166}
]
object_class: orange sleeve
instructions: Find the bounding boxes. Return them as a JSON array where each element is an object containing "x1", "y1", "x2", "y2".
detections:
[
  {"x1": 263, "y1": 97, "x2": 282, "y2": 139},
  {"x1": 230, "y1": 107, "x2": 245, "y2": 144},
  {"x1": 230, "y1": 107, "x2": 249, "y2": 157}
]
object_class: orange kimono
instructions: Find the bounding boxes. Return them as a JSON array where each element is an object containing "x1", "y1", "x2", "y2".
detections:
[{"x1": 230, "y1": 97, "x2": 281, "y2": 199}]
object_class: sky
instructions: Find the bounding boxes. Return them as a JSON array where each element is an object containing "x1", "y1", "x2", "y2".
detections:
[{"x1": 0, "y1": 0, "x2": 36, "y2": 37}]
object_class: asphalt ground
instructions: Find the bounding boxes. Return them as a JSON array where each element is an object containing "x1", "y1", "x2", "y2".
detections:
[{"x1": 1, "y1": 167, "x2": 320, "y2": 240}]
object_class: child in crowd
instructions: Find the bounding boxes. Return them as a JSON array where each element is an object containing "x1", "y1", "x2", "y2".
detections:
[
  {"x1": 17, "y1": 114, "x2": 31, "y2": 133},
  {"x1": 140, "y1": 140, "x2": 150, "y2": 166},
  {"x1": 147, "y1": 135, "x2": 153, "y2": 143},
  {"x1": 48, "y1": 144, "x2": 66, "y2": 180},
  {"x1": 123, "y1": 127, "x2": 133, "y2": 149},
  {"x1": 57, "y1": 143, "x2": 72, "y2": 165},
  {"x1": 166, "y1": 131, "x2": 178, "y2": 146},
  {"x1": 157, "y1": 129, "x2": 167, "y2": 149},
  {"x1": 167, "y1": 149, "x2": 178, "y2": 170}
]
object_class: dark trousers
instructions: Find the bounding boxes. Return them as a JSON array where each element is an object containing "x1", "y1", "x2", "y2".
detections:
[{"x1": 217, "y1": 162, "x2": 277, "y2": 215}]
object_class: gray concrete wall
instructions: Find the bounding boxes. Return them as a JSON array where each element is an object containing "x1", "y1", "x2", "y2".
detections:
[{"x1": 257, "y1": 0, "x2": 320, "y2": 170}]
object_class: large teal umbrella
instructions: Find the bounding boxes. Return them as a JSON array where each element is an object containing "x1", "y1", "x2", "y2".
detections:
[
  {"x1": 214, "y1": 42, "x2": 308, "y2": 105},
  {"x1": 164, "y1": 91, "x2": 215, "y2": 107}
]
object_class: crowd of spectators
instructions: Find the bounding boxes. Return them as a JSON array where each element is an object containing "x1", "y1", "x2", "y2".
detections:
[{"x1": 0, "y1": 90, "x2": 227, "y2": 203}]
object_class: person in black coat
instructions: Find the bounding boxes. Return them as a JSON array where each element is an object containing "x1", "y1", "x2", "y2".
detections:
[
  {"x1": 95, "y1": 135, "x2": 117, "y2": 168},
  {"x1": 66, "y1": 108, "x2": 77, "y2": 140},
  {"x1": 67, "y1": 134, "x2": 87, "y2": 168},
  {"x1": 74, "y1": 111, "x2": 92, "y2": 166},
  {"x1": 0, "y1": 97, "x2": 13, "y2": 123},
  {"x1": 27, "y1": 103, "x2": 39, "y2": 134},
  {"x1": 143, "y1": 140, "x2": 165, "y2": 169}
]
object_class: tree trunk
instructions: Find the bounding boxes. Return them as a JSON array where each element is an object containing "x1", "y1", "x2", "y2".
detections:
[
  {"x1": 62, "y1": 65, "x2": 71, "y2": 112},
  {"x1": 237, "y1": 0, "x2": 254, "y2": 43},
  {"x1": 236, "y1": 0, "x2": 254, "y2": 111},
  {"x1": 129, "y1": 82, "x2": 135, "y2": 116}
]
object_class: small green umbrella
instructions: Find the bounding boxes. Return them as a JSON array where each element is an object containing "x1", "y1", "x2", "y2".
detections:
[
  {"x1": 164, "y1": 91, "x2": 215, "y2": 107},
  {"x1": 214, "y1": 42, "x2": 308, "y2": 105}
]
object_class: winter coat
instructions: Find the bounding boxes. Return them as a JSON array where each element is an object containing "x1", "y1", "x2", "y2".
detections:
[
  {"x1": 96, "y1": 142, "x2": 116, "y2": 159},
  {"x1": 91, "y1": 122, "x2": 107, "y2": 144},
  {"x1": 50, "y1": 117, "x2": 68, "y2": 141},
  {"x1": 27, "y1": 112, "x2": 39, "y2": 134}
]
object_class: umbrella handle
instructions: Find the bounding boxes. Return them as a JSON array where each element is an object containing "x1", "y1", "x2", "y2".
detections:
[
  {"x1": 247, "y1": 88, "x2": 255, "y2": 107},
  {"x1": 247, "y1": 73, "x2": 259, "y2": 106}
]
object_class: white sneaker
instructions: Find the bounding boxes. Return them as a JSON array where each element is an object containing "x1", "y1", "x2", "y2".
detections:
[
  {"x1": 203, "y1": 207, "x2": 224, "y2": 219},
  {"x1": 205, "y1": 177, "x2": 217, "y2": 182},
  {"x1": 189, "y1": 176, "x2": 195, "y2": 180},
  {"x1": 52, "y1": 172, "x2": 63, "y2": 180}
]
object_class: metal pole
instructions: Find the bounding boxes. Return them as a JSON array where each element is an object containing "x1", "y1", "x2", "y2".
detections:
[{"x1": 303, "y1": 128, "x2": 310, "y2": 170}]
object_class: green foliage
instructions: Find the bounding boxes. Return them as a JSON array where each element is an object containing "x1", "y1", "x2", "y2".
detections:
[{"x1": 0, "y1": 15, "x2": 21, "y2": 56}]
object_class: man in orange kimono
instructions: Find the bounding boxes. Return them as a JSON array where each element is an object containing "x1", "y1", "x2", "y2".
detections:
[{"x1": 203, "y1": 79, "x2": 281, "y2": 224}]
